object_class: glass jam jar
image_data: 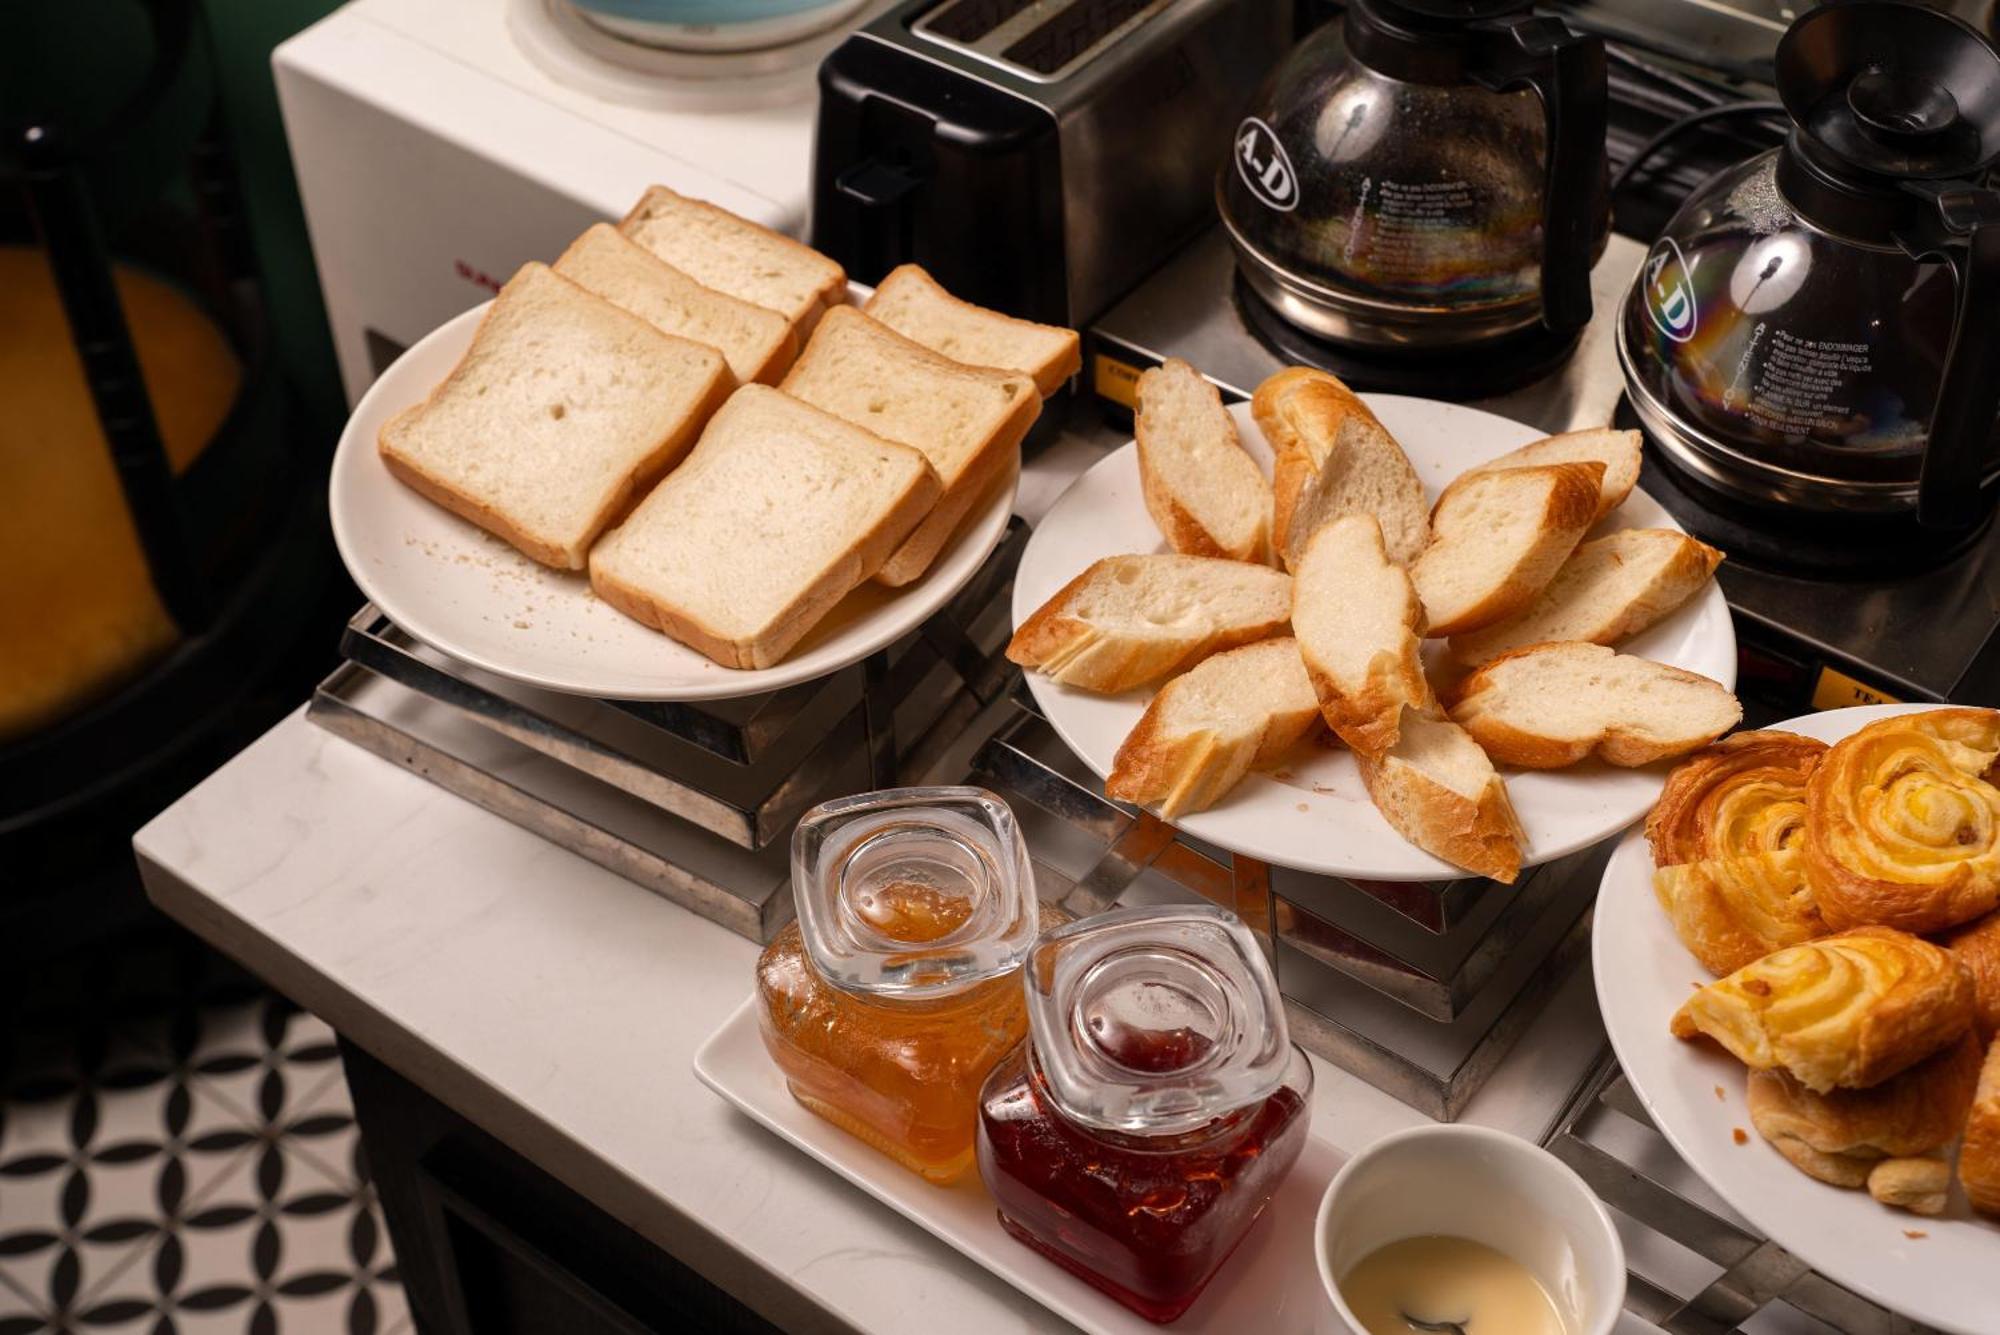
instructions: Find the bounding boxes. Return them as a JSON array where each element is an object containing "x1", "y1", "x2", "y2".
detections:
[
  {"x1": 755, "y1": 787, "x2": 1041, "y2": 1185},
  {"x1": 976, "y1": 906, "x2": 1313, "y2": 1323}
]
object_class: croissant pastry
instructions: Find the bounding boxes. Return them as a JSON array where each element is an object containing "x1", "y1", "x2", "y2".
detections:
[
  {"x1": 1943, "y1": 909, "x2": 2000, "y2": 1041},
  {"x1": 1649, "y1": 732, "x2": 1828, "y2": 975},
  {"x1": 1962, "y1": 1035, "x2": 2000, "y2": 1218},
  {"x1": 1671, "y1": 926, "x2": 1975, "y2": 1092},
  {"x1": 1805, "y1": 708, "x2": 2000, "y2": 935},
  {"x1": 1746, "y1": 1032, "x2": 1981, "y2": 1214}
]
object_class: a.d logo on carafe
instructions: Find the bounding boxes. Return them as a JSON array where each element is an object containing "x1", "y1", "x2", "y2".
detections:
[
  {"x1": 1643, "y1": 239, "x2": 1697, "y2": 344},
  {"x1": 1234, "y1": 118, "x2": 1299, "y2": 213}
]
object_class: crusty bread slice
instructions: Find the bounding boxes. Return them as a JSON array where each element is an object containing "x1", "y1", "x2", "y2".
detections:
[
  {"x1": 1445, "y1": 428, "x2": 1642, "y2": 525},
  {"x1": 554, "y1": 223, "x2": 796, "y2": 386},
  {"x1": 1446, "y1": 641, "x2": 1741, "y2": 768},
  {"x1": 1291, "y1": 513, "x2": 1430, "y2": 756},
  {"x1": 618, "y1": 186, "x2": 845, "y2": 331},
  {"x1": 861, "y1": 264, "x2": 1080, "y2": 397},
  {"x1": 1357, "y1": 711, "x2": 1524, "y2": 883},
  {"x1": 1007, "y1": 554, "x2": 1293, "y2": 693},
  {"x1": 1447, "y1": 528, "x2": 1724, "y2": 668},
  {"x1": 378, "y1": 262, "x2": 731, "y2": 570},
  {"x1": 1411, "y1": 461, "x2": 1604, "y2": 637},
  {"x1": 780, "y1": 307, "x2": 1038, "y2": 586},
  {"x1": 588, "y1": 385, "x2": 940, "y2": 669},
  {"x1": 1135, "y1": 358, "x2": 1273, "y2": 564},
  {"x1": 1251, "y1": 367, "x2": 1429, "y2": 569},
  {"x1": 1106, "y1": 637, "x2": 1321, "y2": 820}
]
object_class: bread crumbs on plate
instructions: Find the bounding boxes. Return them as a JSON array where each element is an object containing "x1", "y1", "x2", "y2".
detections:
[
  {"x1": 1296, "y1": 803, "x2": 1309, "y2": 813},
  {"x1": 1714, "y1": 1085, "x2": 1725, "y2": 1101},
  {"x1": 1904, "y1": 1230, "x2": 1928, "y2": 1240},
  {"x1": 1732, "y1": 1128, "x2": 1748, "y2": 1145}
]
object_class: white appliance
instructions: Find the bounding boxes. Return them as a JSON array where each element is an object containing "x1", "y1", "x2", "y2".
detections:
[{"x1": 275, "y1": 0, "x2": 883, "y2": 405}]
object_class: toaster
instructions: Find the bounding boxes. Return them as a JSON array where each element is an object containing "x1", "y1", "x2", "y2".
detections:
[{"x1": 812, "y1": 0, "x2": 1292, "y2": 331}]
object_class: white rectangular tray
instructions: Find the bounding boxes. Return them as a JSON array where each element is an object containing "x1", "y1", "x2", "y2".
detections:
[{"x1": 692, "y1": 997, "x2": 1349, "y2": 1334}]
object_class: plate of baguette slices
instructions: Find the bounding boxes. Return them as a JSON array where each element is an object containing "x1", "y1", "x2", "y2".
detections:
[
  {"x1": 330, "y1": 187, "x2": 1080, "y2": 701},
  {"x1": 1596, "y1": 704, "x2": 2000, "y2": 1334},
  {"x1": 1009, "y1": 361, "x2": 1738, "y2": 882}
]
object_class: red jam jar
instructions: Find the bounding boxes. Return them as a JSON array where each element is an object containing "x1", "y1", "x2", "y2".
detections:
[
  {"x1": 756, "y1": 787, "x2": 1041, "y2": 1185},
  {"x1": 975, "y1": 906, "x2": 1312, "y2": 1323}
]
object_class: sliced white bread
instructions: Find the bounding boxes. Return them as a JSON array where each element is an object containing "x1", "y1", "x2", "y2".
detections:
[
  {"x1": 588, "y1": 385, "x2": 941, "y2": 669},
  {"x1": 618, "y1": 186, "x2": 845, "y2": 331},
  {"x1": 780, "y1": 306, "x2": 1038, "y2": 586},
  {"x1": 1447, "y1": 528, "x2": 1725, "y2": 668},
  {"x1": 1106, "y1": 637, "x2": 1322, "y2": 820},
  {"x1": 1411, "y1": 461, "x2": 1604, "y2": 637},
  {"x1": 554, "y1": 223, "x2": 796, "y2": 386},
  {"x1": 861, "y1": 264, "x2": 1081, "y2": 396},
  {"x1": 1135, "y1": 358, "x2": 1273, "y2": 564},
  {"x1": 377, "y1": 262, "x2": 731, "y2": 570},
  {"x1": 1446, "y1": 641, "x2": 1742, "y2": 768},
  {"x1": 1357, "y1": 711, "x2": 1524, "y2": 883},
  {"x1": 1445, "y1": 427, "x2": 1642, "y2": 525},
  {"x1": 1250, "y1": 366, "x2": 1429, "y2": 569},
  {"x1": 1290, "y1": 513, "x2": 1430, "y2": 757},
  {"x1": 1007, "y1": 554, "x2": 1293, "y2": 693}
]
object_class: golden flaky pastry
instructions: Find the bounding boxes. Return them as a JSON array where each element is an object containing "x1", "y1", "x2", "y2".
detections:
[
  {"x1": 1648, "y1": 731, "x2": 1829, "y2": 974},
  {"x1": 1962, "y1": 1035, "x2": 2000, "y2": 1218},
  {"x1": 1746, "y1": 1032, "x2": 1981, "y2": 1214},
  {"x1": 1943, "y1": 909, "x2": 2000, "y2": 1041},
  {"x1": 1805, "y1": 708, "x2": 2000, "y2": 935},
  {"x1": 1671, "y1": 926, "x2": 1975, "y2": 1092}
]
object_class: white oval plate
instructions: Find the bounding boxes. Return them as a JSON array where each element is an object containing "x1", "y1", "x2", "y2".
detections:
[
  {"x1": 1596, "y1": 703, "x2": 1997, "y2": 1335},
  {"x1": 1013, "y1": 397, "x2": 1737, "y2": 882},
  {"x1": 330, "y1": 298, "x2": 1015, "y2": 701}
]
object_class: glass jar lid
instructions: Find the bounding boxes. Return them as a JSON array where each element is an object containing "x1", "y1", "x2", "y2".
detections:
[
  {"x1": 791, "y1": 786, "x2": 1039, "y2": 1000},
  {"x1": 1023, "y1": 906, "x2": 1292, "y2": 1136}
]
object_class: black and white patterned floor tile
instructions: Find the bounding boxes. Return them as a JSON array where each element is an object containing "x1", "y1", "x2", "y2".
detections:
[{"x1": 0, "y1": 931, "x2": 407, "y2": 1334}]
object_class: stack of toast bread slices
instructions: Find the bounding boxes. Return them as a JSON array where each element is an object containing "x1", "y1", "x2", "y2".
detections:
[
  {"x1": 1009, "y1": 360, "x2": 1737, "y2": 882},
  {"x1": 379, "y1": 186, "x2": 1080, "y2": 671}
]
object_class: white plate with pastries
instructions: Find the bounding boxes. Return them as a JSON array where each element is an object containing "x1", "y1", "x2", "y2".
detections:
[
  {"x1": 329, "y1": 207, "x2": 1070, "y2": 701},
  {"x1": 1012, "y1": 389, "x2": 1738, "y2": 882},
  {"x1": 1595, "y1": 702, "x2": 2000, "y2": 1335}
]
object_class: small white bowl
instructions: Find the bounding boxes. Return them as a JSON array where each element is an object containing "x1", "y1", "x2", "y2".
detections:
[{"x1": 1315, "y1": 1125, "x2": 1626, "y2": 1335}]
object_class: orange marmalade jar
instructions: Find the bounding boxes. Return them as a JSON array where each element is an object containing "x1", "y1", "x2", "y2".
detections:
[{"x1": 755, "y1": 787, "x2": 1042, "y2": 1185}]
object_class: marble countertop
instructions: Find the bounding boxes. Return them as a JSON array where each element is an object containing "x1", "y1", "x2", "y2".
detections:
[{"x1": 131, "y1": 415, "x2": 1697, "y2": 1334}]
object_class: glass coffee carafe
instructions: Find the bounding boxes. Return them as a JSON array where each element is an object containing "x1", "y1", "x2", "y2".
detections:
[
  {"x1": 1618, "y1": 1, "x2": 2000, "y2": 531},
  {"x1": 1218, "y1": 0, "x2": 1608, "y2": 350}
]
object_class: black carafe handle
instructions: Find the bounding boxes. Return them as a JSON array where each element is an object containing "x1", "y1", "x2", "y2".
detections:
[
  {"x1": 1471, "y1": 18, "x2": 1607, "y2": 336},
  {"x1": 1901, "y1": 186, "x2": 2000, "y2": 530}
]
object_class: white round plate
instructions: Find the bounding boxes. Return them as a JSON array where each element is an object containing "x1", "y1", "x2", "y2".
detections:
[
  {"x1": 330, "y1": 300, "x2": 1015, "y2": 701},
  {"x1": 1595, "y1": 703, "x2": 1995, "y2": 1335},
  {"x1": 1012, "y1": 397, "x2": 1737, "y2": 881}
]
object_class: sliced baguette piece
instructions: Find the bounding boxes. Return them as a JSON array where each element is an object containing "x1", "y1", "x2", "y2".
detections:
[
  {"x1": 1357, "y1": 711, "x2": 1524, "y2": 883},
  {"x1": 861, "y1": 264, "x2": 1081, "y2": 397},
  {"x1": 1446, "y1": 641, "x2": 1742, "y2": 768},
  {"x1": 1106, "y1": 637, "x2": 1321, "y2": 820},
  {"x1": 1007, "y1": 554, "x2": 1293, "y2": 693},
  {"x1": 554, "y1": 223, "x2": 797, "y2": 386},
  {"x1": 618, "y1": 186, "x2": 845, "y2": 331},
  {"x1": 780, "y1": 307, "x2": 1038, "y2": 586},
  {"x1": 1447, "y1": 528, "x2": 1725, "y2": 668},
  {"x1": 1291, "y1": 513, "x2": 1430, "y2": 756},
  {"x1": 1135, "y1": 358, "x2": 1273, "y2": 564},
  {"x1": 1445, "y1": 427, "x2": 1642, "y2": 524},
  {"x1": 1251, "y1": 367, "x2": 1429, "y2": 569},
  {"x1": 377, "y1": 262, "x2": 731, "y2": 570},
  {"x1": 588, "y1": 385, "x2": 940, "y2": 669},
  {"x1": 1411, "y1": 461, "x2": 1604, "y2": 637}
]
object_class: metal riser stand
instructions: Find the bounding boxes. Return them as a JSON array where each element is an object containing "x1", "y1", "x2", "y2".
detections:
[
  {"x1": 968, "y1": 702, "x2": 1605, "y2": 1120},
  {"x1": 1548, "y1": 1056, "x2": 1941, "y2": 1334}
]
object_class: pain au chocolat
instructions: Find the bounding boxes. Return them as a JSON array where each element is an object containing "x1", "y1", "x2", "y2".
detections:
[
  {"x1": 1805, "y1": 708, "x2": 2000, "y2": 936},
  {"x1": 1671, "y1": 926, "x2": 1975, "y2": 1092},
  {"x1": 1647, "y1": 731, "x2": 1828, "y2": 975}
]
